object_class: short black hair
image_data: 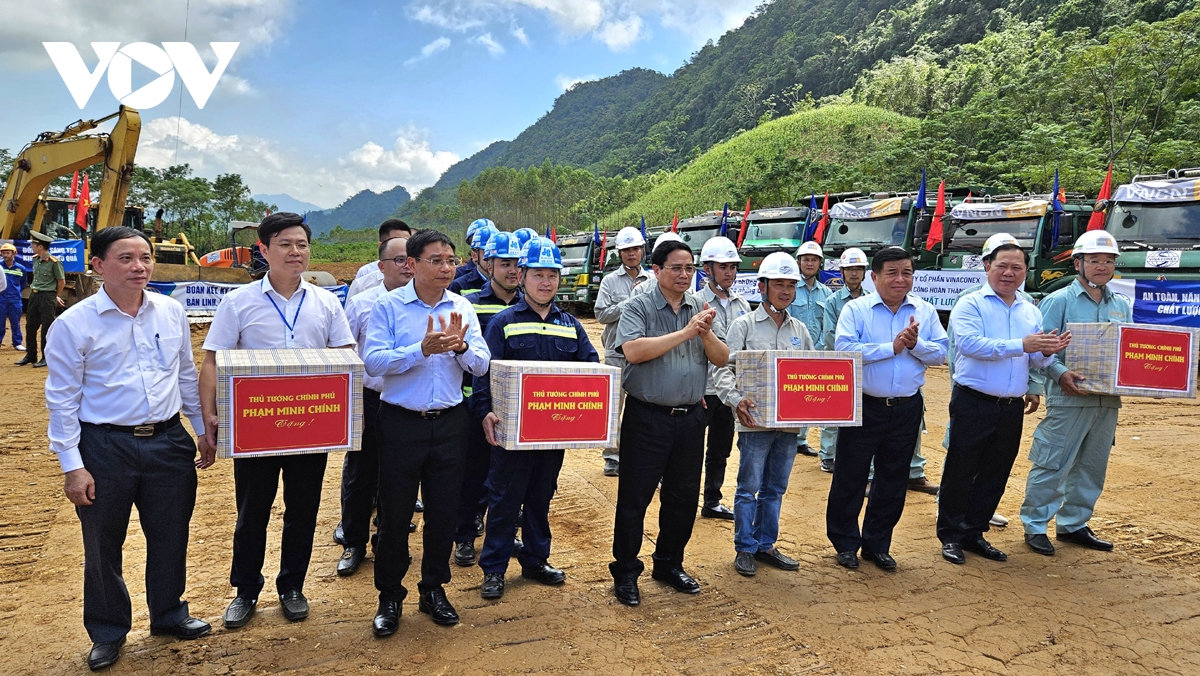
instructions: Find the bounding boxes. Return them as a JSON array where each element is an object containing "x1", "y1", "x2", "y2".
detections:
[
  {"x1": 259, "y1": 212, "x2": 310, "y2": 246},
  {"x1": 407, "y1": 229, "x2": 455, "y2": 260},
  {"x1": 652, "y1": 240, "x2": 692, "y2": 268},
  {"x1": 378, "y1": 234, "x2": 408, "y2": 260},
  {"x1": 871, "y1": 246, "x2": 913, "y2": 274},
  {"x1": 154, "y1": 208, "x2": 164, "y2": 219},
  {"x1": 91, "y1": 226, "x2": 151, "y2": 260},
  {"x1": 379, "y1": 219, "x2": 411, "y2": 240},
  {"x1": 985, "y1": 243, "x2": 1028, "y2": 264}
]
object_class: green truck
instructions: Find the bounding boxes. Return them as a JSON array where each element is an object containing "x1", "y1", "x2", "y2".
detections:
[
  {"x1": 737, "y1": 193, "x2": 864, "y2": 273},
  {"x1": 1096, "y1": 167, "x2": 1200, "y2": 284},
  {"x1": 555, "y1": 230, "x2": 602, "y2": 310}
]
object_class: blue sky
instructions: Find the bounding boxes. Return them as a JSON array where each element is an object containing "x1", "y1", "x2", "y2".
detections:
[{"x1": 0, "y1": 0, "x2": 760, "y2": 208}]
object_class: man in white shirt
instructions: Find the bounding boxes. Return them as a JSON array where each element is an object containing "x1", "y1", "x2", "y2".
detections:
[
  {"x1": 334, "y1": 234, "x2": 411, "y2": 577},
  {"x1": 347, "y1": 219, "x2": 411, "y2": 299},
  {"x1": 45, "y1": 227, "x2": 212, "y2": 671},
  {"x1": 199, "y1": 213, "x2": 355, "y2": 628}
]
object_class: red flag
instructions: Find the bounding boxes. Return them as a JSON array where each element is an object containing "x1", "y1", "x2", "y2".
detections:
[
  {"x1": 70, "y1": 171, "x2": 79, "y2": 199},
  {"x1": 965, "y1": 190, "x2": 972, "y2": 203},
  {"x1": 76, "y1": 173, "x2": 91, "y2": 229},
  {"x1": 737, "y1": 197, "x2": 751, "y2": 248},
  {"x1": 599, "y1": 229, "x2": 608, "y2": 267},
  {"x1": 550, "y1": 225, "x2": 557, "y2": 243},
  {"x1": 925, "y1": 180, "x2": 946, "y2": 251},
  {"x1": 671, "y1": 211, "x2": 679, "y2": 233},
  {"x1": 1087, "y1": 163, "x2": 1114, "y2": 231},
  {"x1": 813, "y1": 191, "x2": 830, "y2": 244}
]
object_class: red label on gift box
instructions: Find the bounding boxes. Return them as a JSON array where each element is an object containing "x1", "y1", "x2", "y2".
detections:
[
  {"x1": 1116, "y1": 326, "x2": 1193, "y2": 391},
  {"x1": 519, "y1": 374, "x2": 611, "y2": 444},
  {"x1": 231, "y1": 374, "x2": 352, "y2": 454},
  {"x1": 776, "y1": 357, "x2": 857, "y2": 424}
]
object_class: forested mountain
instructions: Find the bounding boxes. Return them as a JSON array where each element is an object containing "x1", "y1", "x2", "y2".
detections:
[{"x1": 305, "y1": 185, "x2": 411, "y2": 237}]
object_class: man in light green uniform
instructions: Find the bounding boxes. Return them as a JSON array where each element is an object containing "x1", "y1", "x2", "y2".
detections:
[
  {"x1": 15, "y1": 231, "x2": 65, "y2": 368},
  {"x1": 788, "y1": 241, "x2": 831, "y2": 457}
]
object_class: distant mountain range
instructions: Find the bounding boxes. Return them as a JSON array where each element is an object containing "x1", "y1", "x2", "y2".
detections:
[
  {"x1": 302, "y1": 185, "x2": 412, "y2": 237},
  {"x1": 252, "y1": 193, "x2": 325, "y2": 215}
]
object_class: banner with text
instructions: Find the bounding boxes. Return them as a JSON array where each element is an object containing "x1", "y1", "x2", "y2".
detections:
[
  {"x1": 148, "y1": 280, "x2": 349, "y2": 312},
  {"x1": 1108, "y1": 278, "x2": 1200, "y2": 329},
  {"x1": 230, "y1": 373, "x2": 354, "y2": 457},
  {"x1": 1, "y1": 239, "x2": 87, "y2": 273}
]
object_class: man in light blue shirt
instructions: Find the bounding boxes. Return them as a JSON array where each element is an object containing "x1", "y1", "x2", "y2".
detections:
[
  {"x1": 788, "y1": 241, "x2": 832, "y2": 456},
  {"x1": 363, "y1": 229, "x2": 490, "y2": 636},
  {"x1": 938, "y1": 234, "x2": 1069, "y2": 566},
  {"x1": 827, "y1": 247, "x2": 947, "y2": 571}
]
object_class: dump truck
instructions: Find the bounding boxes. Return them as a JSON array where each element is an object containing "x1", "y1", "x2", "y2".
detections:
[{"x1": 554, "y1": 230, "x2": 601, "y2": 310}]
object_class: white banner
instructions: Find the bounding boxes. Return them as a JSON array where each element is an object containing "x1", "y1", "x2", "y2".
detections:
[
  {"x1": 910, "y1": 270, "x2": 987, "y2": 310},
  {"x1": 148, "y1": 280, "x2": 348, "y2": 313}
]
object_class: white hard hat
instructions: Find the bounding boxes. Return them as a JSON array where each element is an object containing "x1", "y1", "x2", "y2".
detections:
[
  {"x1": 1073, "y1": 230, "x2": 1120, "y2": 257},
  {"x1": 795, "y1": 241, "x2": 824, "y2": 258},
  {"x1": 615, "y1": 226, "x2": 646, "y2": 250},
  {"x1": 981, "y1": 233, "x2": 1020, "y2": 259},
  {"x1": 758, "y1": 252, "x2": 802, "y2": 281},
  {"x1": 654, "y1": 231, "x2": 684, "y2": 250},
  {"x1": 840, "y1": 247, "x2": 868, "y2": 268},
  {"x1": 700, "y1": 236, "x2": 741, "y2": 264}
]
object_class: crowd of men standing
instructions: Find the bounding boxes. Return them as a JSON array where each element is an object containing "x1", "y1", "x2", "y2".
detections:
[{"x1": 40, "y1": 213, "x2": 1132, "y2": 670}]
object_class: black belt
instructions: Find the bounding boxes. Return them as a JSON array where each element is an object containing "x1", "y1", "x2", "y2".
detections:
[
  {"x1": 863, "y1": 394, "x2": 918, "y2": 407},
  {"x1": 31, "y1": 289, "x2": 56, "y2": 294},
  {"x1": 956, "y1": 384, "x2": 1023, "y2": 406},
  {"x1": 634, "y1": 398, "x2": 701, "y2": 416},
  {"x1": 385, "y1": 402, "x2": 462, "y2": 420},
  {"x1": 86, "y1": 413, "x2": 180, "y2": 437}
]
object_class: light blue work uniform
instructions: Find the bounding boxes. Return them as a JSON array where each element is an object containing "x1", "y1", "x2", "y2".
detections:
[{"x1": 788, "y1": 277, "x2": 831, "y2": 450}]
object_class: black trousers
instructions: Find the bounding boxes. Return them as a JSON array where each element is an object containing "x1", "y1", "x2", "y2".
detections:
[
  {"x1": 937, "y1": 385, "x2": 1026, "y2": 545},
  {"x1": 375, "y1": 402, "x2": 468, "y2": 603},
  {"x1": 77, "y1": 419, "x2": 197, "y2": 643},
  {"x1": 826, "y1": 394, "x2": 923, "y2": 555},
  {"x1": 24, "y1": 290, "x2": 56, "y2": 361},
  {"x1": 610, "y1": 396, "x2": 706, "y2": 579},
  {"x1": 454, "y1": 412, "x2": 492, "y2": 545},
  {"x1": 339, "y1": 387, "x2": 381, "y2": 549},
  {"x1": 702, "y1": 394, "x2": 735, "y2": 508},
  {"x1": 230, "y1": 452, "x2": 328, "y2": 598},
  {"x1": 478, "y1": 447, "x2": 564, "y2": 574}
]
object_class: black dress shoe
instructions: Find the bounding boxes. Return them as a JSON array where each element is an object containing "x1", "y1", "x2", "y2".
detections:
[
  {"x1": 418, "y1": 588, "x2": 459, "y2": 626},
  {"x1": 754, "y1": 548, "x2": 800, "y2": 571},
  {"x1": 408, "y1": 521, "x2": 417, "y2": 533},
  {"x1": 150, "y1": 616, "x2": 212, "y2": 639},
  {"x1": 734, "y1": 552, "x2": 756, "y2": 577},
  {"x1": 279, "y1": 590, "x2": 309, "y2": 621},
  {"x1": 512, "y1": 536, "x2": 524, "y2": 557},
  {"x1": 941, "y1": 542, "x2": 965, "y2": 565},
  {"x1": 797, "y1": 444, "x2": 818, "y2": 457},
  {"x1": 614, "y1": 577, "x2": 640, "y2": 606},
  {"x1": 33, "y1": 359, "x2": 46, "y2": 368},
  {"x1": 475, "y1": 512, "x2": 486, "y2": 536},
  {"x1": 521, "y1": 562, "x2": 566, "y2": 585},
  {"x1": 13, "y1": 357, "x2": 32, "y2": 366},
  {"x1": 454, "y1": 540, "x2": 476, "y2": 566},
  {"x1": 1025, "y1": 533, "x2": 1056, "y2": 556},
  {"x1": 414, "y1": 499, "x2": 424, "y2": 512},
  {"x1": 651, "y1": 567, "x2": 700, "y2": 594},
  {"x1": 337, "y1": 546, "x2": 366, "y2": 577},
  {"x1": 223, "y1": 596, "x2": 257, "y2": 628},
  {"x1": 481, "y1": 573, "x2": 505, "y2": 599},
  {"x1": 836, "y1": 551, "x2": 859, "y2": 569},
  {"x1": 700, "y1": 504, "x2": 735, "y2": 520},
  {"x1": 372, "y1": 600, "x2": 401, "y2": 637},
  {"x1": 333, "y1": 522, "x2": 347, "y2": 546},
  {"x1": 1057, "y1": 526, "x2": 1113, "y2": 551},
  {"x1": 87, "y1": 637, "x2": 125, "y2": 671},
  {"x1": 963, "y1": 537, "x2": 1007, "y2": 561},
  {"x1": 862, "y1": 551, "x2": 897, "y2": 571}
]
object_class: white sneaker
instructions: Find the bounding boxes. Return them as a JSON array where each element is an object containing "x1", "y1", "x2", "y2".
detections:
[
  {"x1": 14, "y1": 345, "x2": 24, "y2": 351},
  {"x1": 990, "y1": 513, "x2": 1009, "y2": 527}
]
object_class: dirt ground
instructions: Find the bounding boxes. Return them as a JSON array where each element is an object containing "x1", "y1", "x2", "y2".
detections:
[{"x1": 2, "y1": 308, "x2": 1200, "y2": 675}]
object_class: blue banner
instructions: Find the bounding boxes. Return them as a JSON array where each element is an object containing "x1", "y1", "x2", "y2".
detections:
[
  {"x1": 3, "y1": 239, "x2": 87, "y2": 273},
  {"x1": 148, "y1": 280, "x2": 351, "y2": 312},
  {"x1": 1124, "y1": 279, "x2": 1200, "y2": 328}
]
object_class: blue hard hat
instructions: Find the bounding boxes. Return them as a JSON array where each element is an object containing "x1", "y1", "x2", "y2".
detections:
[
  {"x1": 520, "y1": 237, "x2": 563, "y2": 269},
  {"x1": 472, "y1": 224, "x2": 499, "y2": 249},
  {"x1": 513, "y1": 228, "x2": 540, "y2": 249},
  {"x1": 485, "y1": 231, "x2": 522, "y2": 260},
  {"x1": 467, "y1": 218, "x2": 495, "y2": 243}
]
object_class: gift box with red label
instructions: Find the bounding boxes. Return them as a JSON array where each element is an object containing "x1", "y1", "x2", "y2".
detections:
[
  {"x1": 216, "y1": 349, "x2": 364, "y2": 458},
  {"x1": 1063, "y1": 323, "x2": 1197, "y2": 398},
  {"x1": 733, "y1": 350, "x2": 863, "y2": 429},
  {"x1": 489, "y1": 360, "x2": 622, "y2": 450}
]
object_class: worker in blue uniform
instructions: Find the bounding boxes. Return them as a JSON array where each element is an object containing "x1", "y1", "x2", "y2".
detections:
[
  {"x1": 0, "y1": 243, "x2": 28, "y2": 350},
  {"x1": 471, "y1": 237, "x2": 600, "y2": 600},
  {"x1": 455, "y1": 218, "x2": 491, "y2": 279},
  {"x1": 450, "y1": 224, "x2": 498, "y2": 296}
]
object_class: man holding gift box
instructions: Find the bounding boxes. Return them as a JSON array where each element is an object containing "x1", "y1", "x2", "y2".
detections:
[
  {"x1": 363, "y1": 229, "x2": 490, "y2": 636},
  {"x1": 789, "y1": 240, "x2": 832, "y2": 458},
  {"x1": 939, "y1": 234, "x2": 1069, "y2": 565},
  {"x1": 472, "y1": 237, "x2": 600, "y2": 600},
  {"x1": 200, "y1": 212, "x2": 356, "y2": 629},
  {"x1": 715, "y1": 252, "x2": 812, "y2": 577},
  {"x1": 1020, "y1": 231, "x2": 1131, "y2": 556},
  {"x1": 829, "y1": 246, "x2": 948, "y2": 571},
  {"x1": 609, "y1": 238, "x2": 729, "y2": 606}
]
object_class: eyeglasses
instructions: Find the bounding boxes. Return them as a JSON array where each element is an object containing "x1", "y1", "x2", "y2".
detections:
[
  {"x1": 662, "y1": 264, "x2": 697, "y2": 276},
  {"x1": 385, "y1": 255, "x2": 409, "y2": 265},
  {"x1": 271, "y1": 241, "x2": 310, "y2": 252},
  {"x1": 416, "y1": 257, "x2": 460, "y2": 268}
]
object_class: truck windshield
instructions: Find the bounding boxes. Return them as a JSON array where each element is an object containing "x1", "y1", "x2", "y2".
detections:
[
  {"x1": 950, "y1": 217, "x2": 1039, "y2": 249},
  {"x1": 825, "y1": 216, "x2": 906, "y2": 247},
  {"x1": 1110, "y1": 202, "x2": 1200, "y2": 244},
  {"x1": 679, "y1": 226, "x2": 721, "y2": 253},
  {"x1": 745, "y1": 220, "x2": 804, "y2": 242},
  {"x1": 559, "y1": 243, "x2": 590, "y2": 268}
]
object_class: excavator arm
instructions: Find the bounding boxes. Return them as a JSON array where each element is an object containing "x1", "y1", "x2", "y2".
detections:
[{"x1": 0, "y1": 106, "x2": 141, "y2": 240}]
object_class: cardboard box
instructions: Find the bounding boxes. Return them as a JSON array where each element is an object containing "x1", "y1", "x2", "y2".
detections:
[
  {"x1": 489, "y1": 360, "x2": 622, "y2": 450},
  {"x1": 1063, "y1": 323, "x2": 1197, "y2": 398},
  {"x1": 217, "y1": 349, "x2": 365, "y2": 458},
  {"x1": 734, "y1": 350, "x2": 863, "y2": 428}
]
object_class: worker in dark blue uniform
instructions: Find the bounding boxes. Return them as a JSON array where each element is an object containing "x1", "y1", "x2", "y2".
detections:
[
  {"x1": 0, "y1": 243, "x2": 28, "y2": 350},
  {"x1": 450, "y1": 224, "x2": 497, "y2": 296},
  {"x1": 454, "y1": 231, "x2": 524, "y2": 567},
  {"x1": 455, "y1": 218, "x2": 490, "y2": 279},
  {"x1": 471, "y1": 237, "x2": 600, "y2": 600}
]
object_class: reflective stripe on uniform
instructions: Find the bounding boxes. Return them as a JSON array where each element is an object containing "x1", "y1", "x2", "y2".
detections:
[
  {"x1": 502, "y1": 322, "x2": 577, "y2": 339},
  {"x1": 472, "y1": 304, "x2": 508, "y2": 315},
  {"x1": 462, "y1": 386, "x2": 474, "y2": 397},
  {"x1": 459, "y1": 288, "x2": 482, "y2": 296}
]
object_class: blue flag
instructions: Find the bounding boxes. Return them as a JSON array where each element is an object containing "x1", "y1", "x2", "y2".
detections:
[
  {"x1": 804, "y1": 193, "x2": 818, "y2": 241},
  {"x1": 640, "y1": 216, "x2": 647, "y2": 240},
  {"x1": 719, "y1": 203, "x2": 730, "y2": 236},
  {"x1": 915, "y1": 169, "x2": 927, "y2": 214},
  {"x1": 1051, "y1": 169, "x2": 1063, "y2": 248},
  {"x1": 544, "y1": 224, "x2": 552, "y2": 238}
]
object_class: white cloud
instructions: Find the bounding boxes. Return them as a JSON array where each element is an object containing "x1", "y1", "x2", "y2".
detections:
[
  {"x1": 472, "y1": 32, "x2": 505, "y2": 56},
  {"x1": 511, "y1": 24, "x2": 530, "y2": 46},
  {"x1": 405, "y1": 37, "x2": 452, "y2": 65},
  {"x1": 139, "y1": 117, "x2": 459, "y2": 209},
  {"x1": 554, "y1": 73, "x2": 598, "y2": 91},
  {"x1": 596, "y1": 15, "x2": 643, "y2": 51}
]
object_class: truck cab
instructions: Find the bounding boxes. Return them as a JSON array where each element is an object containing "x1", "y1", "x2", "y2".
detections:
[
  {"x1": 677, "y1": 211, "x2": 739, "y2": 263},
  {"x1": 555, "y1": 231, "x2": 601, "y2": 309},
  {"x1": 1098, "y1": 168, "x2": 1200, "y2": 284},
  {"x1": 737, "y1": 206, "x2": 810, "y2": 273}
]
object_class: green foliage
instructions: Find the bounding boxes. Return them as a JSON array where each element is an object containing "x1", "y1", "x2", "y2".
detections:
[
  {"x1": 126, "y1": 165, "x2": 275, "y2": 254},
  {"x1": 304, "y1": 186, "x2": 412, "y2": 237}
]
